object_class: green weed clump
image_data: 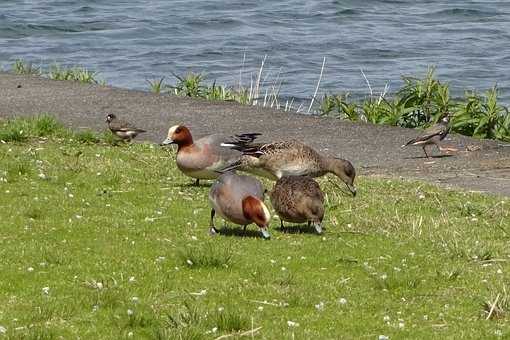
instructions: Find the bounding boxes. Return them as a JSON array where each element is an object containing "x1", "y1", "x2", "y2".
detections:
[
  {"x1": 48, "y1": 64, "x2": 99, "y2": 84},
  {"x1": 12, "y1": 59, "x2": 40, "y2": 75},
  {"x1": 0, "y1": 114, "x2": 68, "y2": 142},
  {"x1": 10, "y1": 58, "x2": 102, "y2": 84},
  {"x1": 319, "y1": 68, "x2": 510, "y2": 142}
]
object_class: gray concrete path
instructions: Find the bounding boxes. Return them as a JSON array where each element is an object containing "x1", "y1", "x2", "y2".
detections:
[{"x1": 1, "y1": 72, "x2": 509, "y2": 196}]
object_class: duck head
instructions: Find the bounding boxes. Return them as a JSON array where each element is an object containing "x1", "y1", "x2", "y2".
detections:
[
  {"x1": 161, "y1": 125, "x2": 193, "y2": 148},
  {"x1": 242, "y1": 196, "x2": 271, "y2": 239},
  {"x1": 328, "y1": 158, "x2": 357, "y2": 196},
  {"x1": 105, "y1": 113, "x2": 116, "y2": 123}
]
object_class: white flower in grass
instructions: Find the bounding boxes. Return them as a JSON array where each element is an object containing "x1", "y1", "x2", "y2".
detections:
[
  {"x1": 217, "y1": 307, "x2": 224, "y2": 312},
  {"x1": 338, "y1": 298, "x2": 347, "y2": 305},
  {"x1": 398, "y1": 322, "x2": 405, "y2": 329},
  {"x1": 186, "y1": 259, "x2": 193, "y2": 266},
  {"x1": 131, "y1": 297, "x2": 139, "y2": 303},
  {"x1": 270, "y1": 259, "x2": 276, "y2": 264},
  {"x1": 0, "y1": 325, "x2": 6, "y2": 334},
  {"x1": 287, "y1": 320, "x2": 299, "y2": 327},
  {"x1": 497, "y1": 269, "x2": 503, "y2": 274},
  {"x1": 379, "y1": 336, "x2": 389, "y2": 340},
  {"x1": 380, "y1": 274, "x2": 388, "y2": 280},
  {"x1": 281, "y1": 267, "x2": 287, "y2": 271},
  {"x1": 38, "y1": 173, "x2": 46, "y2": 179},
  {"x1": 315, "y1": 302, "x2": 324, "y2": 311},
  {"x1": 127, "y1": 331, "x2": 133, "y2": 337},
  {"x1": 27, "y1": 267, "x2": 34, "y2": 272},
  {"x1": 127, "y1": 309, "x2": 134, "y2": 316},
  {"x1": 257, "y1": 306, "x2": 264, "y2": 311},
  {"x1": 128, "y1": 276, "x2": 136, "y2": 283},
  {"x1": 495, "y1": 330, "x2": 502, "y2": 336},
  {"x1": 383, "y1": 315, "x2": 390, "y2": 322},
  {"x1": 42, "y1": 287, "x2": 50, "y2": 295}
]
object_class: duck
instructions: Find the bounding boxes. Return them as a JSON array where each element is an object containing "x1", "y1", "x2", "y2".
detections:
[
  {"x1": 221, "y1": 140, "x2": 356, "y2": 196},
  {"x1": 208, "y1": 172, "x2": 271, "y2": 239},
  {"x1": 270, "y1": 176, "x2": 325, "y2": 234},
  {"x1": 106, "y1": 114, "x2": 146, "y2": 142},
  {"x1": 402, "y1": 115, "x2": 456, "y2": 158},
  {"x1": 160, "y1": 125, "x2": 260, "y2": 185}
]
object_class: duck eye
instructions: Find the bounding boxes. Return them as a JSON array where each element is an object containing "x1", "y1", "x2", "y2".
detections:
[{"x1": 175, "y1": 127, "x2": 182, "y2": 134}]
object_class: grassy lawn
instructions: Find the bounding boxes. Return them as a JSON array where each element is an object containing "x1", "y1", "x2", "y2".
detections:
[{"x1": 0, "y1": 116, "x2": 509, "y2": 339}]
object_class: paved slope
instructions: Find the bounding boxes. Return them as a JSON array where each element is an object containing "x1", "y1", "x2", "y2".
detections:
[{"x1": 1, "y1": 72, "x2": 509, "y2": 196}]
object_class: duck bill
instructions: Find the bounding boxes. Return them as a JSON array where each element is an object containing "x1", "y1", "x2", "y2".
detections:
[
  {"x1": 313, "y1": 222, "x2": 323, "y2": 234},
  {"x1": 260, "y1": 227, "x2": 271, "y2": 239},
  {"x1": 347, "y1": 184, "x2": 357, "y2": 197},
  {"x1": 160, "y1": 137, "x2": 175, "y2": 146}
]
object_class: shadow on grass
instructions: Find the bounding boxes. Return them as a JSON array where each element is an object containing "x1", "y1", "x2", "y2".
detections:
[
  {"x1": 215, "y1": 226, "x2": 263, "y2": 239},
  {"x1": 279, "y1": 224, "x2": 320, "y2": 235}
]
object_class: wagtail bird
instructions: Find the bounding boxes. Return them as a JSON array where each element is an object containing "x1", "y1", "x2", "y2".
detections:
[
  {"x1": 402, "y1": 116, "x2": 455, "y2": 158},
  {"x1": 106, "y1": 114, "x2": 146, "y2": 142}
]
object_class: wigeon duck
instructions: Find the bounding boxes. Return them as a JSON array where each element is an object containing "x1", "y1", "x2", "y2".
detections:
[
  {"x1": 270, "y1": 176, "x2": 325, "y2": 234},
  {"x1": 222, "y1": 140, "x2": 357, "y2": 196},
  {"x1": 161, "y1": 125, "x2": 260, "y2": 185},
  {"x1": 402, "y1": 115, "x2": 456, "y2": 158},
  {"x1": 208, "y1": 172, "x2": 271, "y2": 239},
  {"x1": 106, "y1": 114, "x2": 146, "y2": 142}
]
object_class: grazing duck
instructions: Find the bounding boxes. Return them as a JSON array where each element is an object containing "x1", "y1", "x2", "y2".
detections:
[
  {"x1": 160, "y1": 125, "x2": 260, "y2": 185},
  {"x1": 402, "y1": 116, "x2": 456, "y2": 158},
  {"x1": 270, "y1": 176, "x2": 325, "y2": 234},
  {"x1": 208, "y1": 172, "x2": 271, "y2": 239},
  {"x1": 106, "y1": 114, "x2": 146, "y2": 142},
  {"x1": 222, "y1": 140, "x2": 356, "y2": 196}
]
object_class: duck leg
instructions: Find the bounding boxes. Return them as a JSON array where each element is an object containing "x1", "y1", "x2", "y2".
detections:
[
  {"x1": 209, "y1": 209, "x2": 218, "y2": 235},
  {"x1": 194, "y1": 178, "x2": 200, "y2": 186},
  {"x1": 280, "y1": 219, "x2": 285, "y2": 231}
]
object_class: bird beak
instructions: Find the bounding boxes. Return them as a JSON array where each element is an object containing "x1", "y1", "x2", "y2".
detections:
[
  {"x1": 160, "y1": 137, "x2": 174, "y2": 146},
  {"x1": 347, "y1": 184, "x2": 357, "y2": 197},
  {"x1": 313, "y1": 222, "x2": 323, "y2": 234},
  {"x1": 260, "y1": 227, "x2": 271, "y2": 239}
]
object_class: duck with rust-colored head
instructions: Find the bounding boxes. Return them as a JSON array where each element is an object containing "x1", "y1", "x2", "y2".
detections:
[
  {"x1": 208, "y1": 172, "x2": 271, "y2": 239},
  {"x1": 161, "y1": 124, "x2": 260, "y2": 186}
]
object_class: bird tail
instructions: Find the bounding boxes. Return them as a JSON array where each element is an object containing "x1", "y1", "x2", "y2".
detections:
[{"x1": 401, "y1": 138, "x2": 416, "y2": 148}]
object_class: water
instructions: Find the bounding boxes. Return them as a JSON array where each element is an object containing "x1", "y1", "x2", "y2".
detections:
[{"x1": 1, "y1": 0, "x2": 509, "y2": 103}]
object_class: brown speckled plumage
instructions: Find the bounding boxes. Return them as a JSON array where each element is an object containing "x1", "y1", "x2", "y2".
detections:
[
  {"x1": 224, "y1": 140, "x2": 357, "y2": 196},
  {"x1": 270, "y1": 176, "x2": 325, "y2": 233}
]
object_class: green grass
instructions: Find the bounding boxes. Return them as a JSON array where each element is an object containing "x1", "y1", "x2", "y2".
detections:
[
  {"x1": 1, "y1": 116, "x2": 509, "y2": 338},
  {"x1": 11, "y1": 59, "x2": 102, "y2": 84}
]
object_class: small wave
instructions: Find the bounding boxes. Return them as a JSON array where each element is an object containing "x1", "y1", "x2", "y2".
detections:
[
  {"x1": 427, "y1": 8, "x2": 500, "y2": 18},
  {"x1": 335, "y1": 9, "x2": 359, "y2": 16}
]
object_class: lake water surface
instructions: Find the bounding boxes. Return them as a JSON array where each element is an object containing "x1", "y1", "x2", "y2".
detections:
[{"x1": 1, "y1": 0, "x2": 509, "y2": 102}]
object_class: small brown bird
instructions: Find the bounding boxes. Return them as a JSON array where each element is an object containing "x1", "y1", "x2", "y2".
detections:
[
  {"x1": 221, "y1": 140, "x2": 356, "y2": 196},
  {"x1": 402, "y1": 116, "x2": 452, "y2": 158},
  {"x1": 209, "y1": 172, "x2": 271, "y2": 239},
  {"x1": 270, "y1": 176, "x2": 325, "y2": 234},
  {"x1": 106, "y1": 114, "x2": 146, "y2": 142}
]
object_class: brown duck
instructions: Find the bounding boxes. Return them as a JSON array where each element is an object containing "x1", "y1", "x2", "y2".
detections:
[
  {"x1": 222, "y1": 140, "x2": 356, "y2": 196},
  {"x1": 270, "y1": 176, "x2": 325, "y2": 234}
]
